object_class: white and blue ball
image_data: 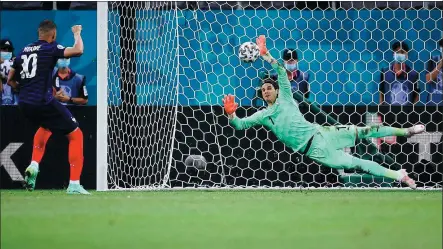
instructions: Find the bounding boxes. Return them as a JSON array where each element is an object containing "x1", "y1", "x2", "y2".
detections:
[{"x1": 239, "y1": 42, "x2": 260, "y2": 63}]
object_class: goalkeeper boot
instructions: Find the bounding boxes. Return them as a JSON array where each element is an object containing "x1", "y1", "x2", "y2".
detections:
[
  {"x1": 24, "y1": 164, "x2": 39, "y2": 191},
  {"x1": 398, "y1": 169, "x2": 417, "y2": 189},
  {"x1": 67, "y1": 183, "x2": 91, "y2": 195},
  {"x1": 406, "y1": 125, "x2": 425, "y2": 138}
]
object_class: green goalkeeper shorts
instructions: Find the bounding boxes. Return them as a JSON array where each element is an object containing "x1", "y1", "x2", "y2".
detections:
[{"x1": 302, "y1": 125, "x2": 360, "y2": 169}]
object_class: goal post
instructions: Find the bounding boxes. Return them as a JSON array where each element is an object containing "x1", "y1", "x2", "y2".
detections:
[
  {"x1": 97, "y1": 1, "x2": 443, "y2": 191},
  {"x1": 97, "y1": 1, "x2": 108, "y2": 191}
]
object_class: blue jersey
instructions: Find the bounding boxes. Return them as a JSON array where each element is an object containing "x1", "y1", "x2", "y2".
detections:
[
  {"x1": 1, "y1": 83, "x2": 18, "y2": 105},
  {"x1": 379, "y1": 64, "x2": 419, "y2": 105},
  {"x1": 1, "y1": 59, "x2": 18, "y2": 105},
  {"x1": 272, "y1": 69, "x2": 310, "y2": 99},
  {"x1": 12, "y1": 40, "x2": 66, "y2": 105},
  {"x1": 426, "y1": 55, "x2": 442, "y2": 105}
]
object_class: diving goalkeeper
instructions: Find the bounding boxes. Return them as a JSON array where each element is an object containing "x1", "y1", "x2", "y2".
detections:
[{"x1": 223, "y1": 35, "x2": 424, "y2": 189}]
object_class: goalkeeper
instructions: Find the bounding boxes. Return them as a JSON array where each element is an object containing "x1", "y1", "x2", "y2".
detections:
[{"x1": 223, "y1": 35, "x2": 424, "y2": 189}]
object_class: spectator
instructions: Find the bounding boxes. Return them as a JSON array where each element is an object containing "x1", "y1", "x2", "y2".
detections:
[
  {"x1": 425, "y1": 38, "x2": 443, "y2": 105},
  {"x1": 52, "y1": 58, "x2": 88, "y2": 105},
  {"x1": 252, "y1": 49, "x2": 310, "y2": 107},
  {"x1": 0, "y1": 38, "x2": 18, "y2": 105},
  {"x1": 281, "y1": 48, "x2": 310, "y2": 99},
  {"x1": 379, "y1": 41, "x2": 420, "y2": 105}
]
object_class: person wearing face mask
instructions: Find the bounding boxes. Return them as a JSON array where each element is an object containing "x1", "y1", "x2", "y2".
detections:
[
  {"x1": 253, "y1": 49, "x2": 309, "y2": 107},
  {"x1": 0, "y1": 39, "x2": 14, "y2": 61},
  {"x1": 281, "y1": 48, "x2": 310, "y2": 99},
  {"x1": 7, "y1": 20, "x2": 89, "y2": 194},
  {"x1": 0, "y1": 38, "x2": 18, "y2": 105},
  {"x1": 52, "y1": 58, "x2": 88, "y2": 105},
  {"x1": 224, "y1": 35, "x2": 423, "y2": 189},
  {"x1": 425, "y1": 39, "x2": 443, "y2": 105},
  {"x1": 379, "y1": 41, "x2": 420, "y2": 105}
]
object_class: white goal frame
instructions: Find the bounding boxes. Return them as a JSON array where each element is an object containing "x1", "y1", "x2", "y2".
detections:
[
  {"x1": 96, "y1": 2, "x2": 443, "y2": 191},
  {"x1": 97, "y1": 2, "x2": 109, "y2": 191}
]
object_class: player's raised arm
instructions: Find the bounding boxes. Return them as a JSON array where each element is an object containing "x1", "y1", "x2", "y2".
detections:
[
  {"x1": 223, "y1": 94, "x2": 263, "y2": 130},
  {"x1": 63, "y1": 25, "x2": 84, "y2": 57},
  {"x1": 256, "y1": 35, "x2": 292, "y2": 99}
]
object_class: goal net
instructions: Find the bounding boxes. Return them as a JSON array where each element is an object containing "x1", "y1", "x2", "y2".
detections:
[{"x1": 97, "y1": 1, "x2": 443, "y2": 190}]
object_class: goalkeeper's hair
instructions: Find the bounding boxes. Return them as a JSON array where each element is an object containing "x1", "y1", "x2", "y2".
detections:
[
  {"x1": 257, "y1": 73, "x2": 279, "y2": 99},
  {"x1": 38, "y1": 20, "x2": 57, "y2": 34},
  {"x1": 262, "y1": 76, "x2": 279, "y2": 90}
]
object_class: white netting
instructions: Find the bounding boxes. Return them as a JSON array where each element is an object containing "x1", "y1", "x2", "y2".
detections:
[
  {"x1": 107, "y1": 2, "x2": 179, "y2": 188},
  {"x1": 105, "y1": 1, "x2": 443, "y2": 190}
]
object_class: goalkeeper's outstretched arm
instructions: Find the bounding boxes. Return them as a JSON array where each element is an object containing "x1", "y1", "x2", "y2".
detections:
[
  {"x1": 256, "y1": 35, "x2": 292, "y2": 99},
  {"x1": 223, "y1": 94, "x2": 263, "y2": 130}
]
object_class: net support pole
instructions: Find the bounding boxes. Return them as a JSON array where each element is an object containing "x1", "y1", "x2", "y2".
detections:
[
  {"x1": 162, "y1": 3, "x2": 180, "y2": 188},
  {"x1": 116, "y1": 2, "x2": 138, "y2": 185},
  {"x1": 97, "y1": 2, "x2": 109, "y2": 191},
  {"x1": 120, "y1": 2, "x2": 137, "y2": 108}
]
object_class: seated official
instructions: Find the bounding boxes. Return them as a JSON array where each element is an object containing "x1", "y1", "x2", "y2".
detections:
[
  {"x1": 1, "y1": 38, "x2": 18, "y2": 105},
  {"x1": 425, "y1": 39, "x2": 443, "y2": 105},
  {"x1": 279, "y1": 48, "x2": 310, "y2": 99},
  {"x1": 379, "y1": 41, "x2": 420, "y2": 105},
  {"x1": 52, "y1": 58, "x2": 88, "y2": 105}
]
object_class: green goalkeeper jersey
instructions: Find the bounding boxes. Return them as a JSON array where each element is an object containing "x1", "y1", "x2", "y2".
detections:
[{"x1": 230, "y1": 63, "x2": 318, "y2": 152}]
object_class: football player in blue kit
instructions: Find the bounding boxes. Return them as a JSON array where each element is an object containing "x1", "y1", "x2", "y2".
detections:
[{"x1": 7, "y1": 20, "x2": 89, "y2": 194}]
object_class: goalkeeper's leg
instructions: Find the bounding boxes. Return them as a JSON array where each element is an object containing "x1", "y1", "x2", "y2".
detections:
[
  {"x1": 320, "y1": 124, "x2": 425, "y2": 150},
  {"x1": 336, "y1": 150, "x2": 416, "y2": 189},
  {"x1": 356, "y1": 124, "x2": 425, "y2": 140},
  {"x1": 305, "y1": 133, "x2": 417, "y2": 189}
]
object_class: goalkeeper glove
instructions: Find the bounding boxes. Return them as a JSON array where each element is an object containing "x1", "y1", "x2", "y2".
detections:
[
  {"x1": 222, "y1": 94, "x2": 238, "y2": 115},
  {"x1": 256, "y1": 35, "x2": 268, "y2": 56}
]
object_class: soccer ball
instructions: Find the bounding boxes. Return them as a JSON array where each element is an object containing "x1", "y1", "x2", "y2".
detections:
[{"x1": 239, "y1": 42, "x2": 260, "y2": 63}]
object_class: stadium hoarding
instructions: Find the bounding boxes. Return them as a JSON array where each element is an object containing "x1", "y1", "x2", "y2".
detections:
[{"x1": 1, "y1": 105, "x2": 441, "y2": 189}]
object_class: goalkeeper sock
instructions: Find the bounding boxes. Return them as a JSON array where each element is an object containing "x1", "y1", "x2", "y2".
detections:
[
  {"x1": 357, "y1": 125, "x2": 407, "y2": 139},
  {"x1": 350, "y1": 156, "x2": 401, "y2": 180},
  {"x1": 31, "y1": 127, "x2": 52, "y2": 164},
  {"x1": 67, "y1": 128, "x2": 84, "y2": 182}
]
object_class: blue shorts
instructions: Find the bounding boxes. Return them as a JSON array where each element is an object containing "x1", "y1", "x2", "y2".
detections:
[{"x1": 19, "y1": 99, "x2": 78, "y2": 134}]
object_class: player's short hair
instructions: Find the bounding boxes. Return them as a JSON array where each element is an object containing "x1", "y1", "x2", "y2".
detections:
[
  {"x1": 38, "y1": 20, "x2": 57, "y2": 34},
  {"x1": 282, "y1": 49, "x2": 298, "y2": 61},
  {"x1": 392, "y1": 41, "x2": 409, "y2": 52},
  {"x1": 439, "y1": 39, "x2": 443, "y2": 48}
]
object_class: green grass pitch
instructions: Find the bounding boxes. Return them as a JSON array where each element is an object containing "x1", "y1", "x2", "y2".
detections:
[{"x1": 1, "y1": 190, "x2": 441, "y2": 249}]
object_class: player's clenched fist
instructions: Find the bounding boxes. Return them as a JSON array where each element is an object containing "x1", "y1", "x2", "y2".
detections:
[
  {"x1": 256, "y1": 35, "x2": 268, "y2": 55},
  {"x1": 222, "y1": 94, "x2": 238, "y2": 115},
  {"x1": 72, "y1": 25, "x2": 82, "y2": 34}
]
